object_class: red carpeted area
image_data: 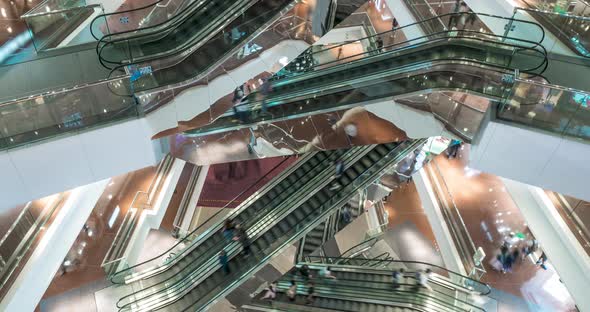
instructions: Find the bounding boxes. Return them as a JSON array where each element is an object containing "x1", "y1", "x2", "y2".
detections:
[{"x1": 197, "y1": 156, "x2": 297, "y2": 208}]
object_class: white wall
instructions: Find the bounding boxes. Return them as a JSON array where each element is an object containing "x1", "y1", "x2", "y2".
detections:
[
  {"x1": 86, "y1": 0, "x2": 126, "y2": 13},
  {"x1": 470, "y1": 120, "x2": 590, "y2": 202},
  {"x1": 0, "y1": 179, "x2": 109, "y2": 312},
  {"x1": 123, "y1": 159, "x2": 186, "y2": 267},
  {"x1": 0, "y1": 118, "x2": 160, "y2": 212},
  {"x1": 502, "y1": 178, "x2": 590, "y2": 312}
]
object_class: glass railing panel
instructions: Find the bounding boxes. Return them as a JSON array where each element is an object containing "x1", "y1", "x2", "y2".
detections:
[
  {"x1": 498, "y1": 78, "x2": 590, "y2": 140},
  {"x1": 544, "y1": 191, "x2": 590, "y2": 256},
  {"x1": 304, "y1": 255, "x2": 491, "y2": 295},
  {"x1": 0, "y1": 193, "x2": 67, "y2": 300},
  {"x1": 424, "y1": 159, "x2": 488, "y2": 281},
  {"x1": 0, "y1": 77, "x2": 138, "y2": 150},
  {"x1": 22, "y1": 4, "x2": 103, "y2": 51},
  {"x1": 515, "y1": 2, "x2": 590, "y2": 58}
]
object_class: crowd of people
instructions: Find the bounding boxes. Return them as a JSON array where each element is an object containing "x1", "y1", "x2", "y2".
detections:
[{"x1": 492, "y1": 238, "x2": 547, "y2": 273}]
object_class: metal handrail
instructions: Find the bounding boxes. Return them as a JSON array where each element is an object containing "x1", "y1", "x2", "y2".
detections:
[{"x1": 304, "y1": 255, "x2": 491, "y2": 295}]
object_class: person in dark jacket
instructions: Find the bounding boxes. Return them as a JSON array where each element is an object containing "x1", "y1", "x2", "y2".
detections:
[
  {"x1": 219, "y1": 250, "x2": 230, "y2": 275},
  {"x1": 233, "y1": 224, "x2": 251, "y2": 256}
]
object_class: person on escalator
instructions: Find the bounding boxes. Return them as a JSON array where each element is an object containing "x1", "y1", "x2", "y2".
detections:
[
  {"x1": 306, "y1": 281, "x2": 315, "y2": 305},
  {"x1": 448, "y1": 0, "x2": 461, "y2": 28},
  {"x1": 376, "y1": 37, "x2": 384, "y2": 52},
  {"x1": 330, "y1": 159, "x2": 345, "y2": 191},
  {"x1": 287, "y1": 280, "x2": 297, "y2": 301},
  {"x1": 414, "y1": 269, "x2": 432, "y2": 291},
  {"x1": 233, "y1": 224, "x2": 251, "y2": 256},
  {"x1": 219, "y1": 250, "x2": 230, "y2": 275},
  {"x1": 321, "y1": 267, "x2": 337, "y2": 280},
  {"x1": 261, "y1": 281, "x2": 278, "y2": 301},
  {"x1": 299, "y1": 264, "x2": 312, "y2": 280},
  {"x1": 392, "y1": 268, "x2": 405, "y2": 289},
  {"x1": 458, "y1": 2, "x2": 469, "y2": 29},
  {"x1": 222, "y1": 219, "x2": 235, "y2": 242}
]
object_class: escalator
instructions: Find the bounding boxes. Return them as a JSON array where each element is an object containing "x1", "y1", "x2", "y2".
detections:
[
  {"x1": 182, "y1": 13, "x2": 550, "y2": 137},
  {"x1": 248, "y1": 257, "x2": 491, "y2": 311},
  {"x1": 113, "y1": 141, "x2": 424, "y2": 311},
  {"x1": 93, "y1": 0, "x2": 294, "y2": 69}
]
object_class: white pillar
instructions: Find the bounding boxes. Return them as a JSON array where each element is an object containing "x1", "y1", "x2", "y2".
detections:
[{"x1": 502, "y1": 178, "x2": 590, "y2": 312}]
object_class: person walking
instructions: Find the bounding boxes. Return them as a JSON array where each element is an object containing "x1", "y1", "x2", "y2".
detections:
[
  {"x1": 391, "y1": 17, "x2": 399, "y2": 40},
  {"x1": 447, "y1": 139, "x2": 462, "y2": 159},
  {"x1": 287, "y1": 280, "x2": 297, "y2": 302},
  {"x1": 233, "y1": 224, "x2": 251, "y2": 256},
  {"x1": 219, "y1": 250, "x2": 230, "y2": 275}
]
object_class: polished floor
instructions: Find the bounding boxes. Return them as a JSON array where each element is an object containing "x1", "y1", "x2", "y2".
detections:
[
  {"x1": 432, "y1": 146, "x2": 577, "y2": 312},
  {"x1": 381, "y1": 178, "x2": 445, "y2": 266},
  {"x1": 39, "y1": 166, "x2": 156, "y2": 301}
]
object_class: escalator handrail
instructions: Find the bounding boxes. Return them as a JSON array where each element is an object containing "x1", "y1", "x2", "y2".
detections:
[
  {"x1": 338, "y1": 236, "x2": 378, "y2": 259},
  {"x1": 271, "y1": 29, "x2": 547, "y2": 84},
  {"x1": 284, "y1": 11, "x2": 546, "y2": 62},
  {"x1": 99, "y1": 5, "x2": 283, "y2": 77},
  {"x1": 184, "y1": 141, "x2": 425, "y2": 311},
  {"x1": 304, "y1": 255, "x2": 492, "y2": 295},
  {"x1": 515, "y1": 6, "x2": 590, "y2": 21},
  {"x1": 110, "y1": 155, "x2": 296, "y2": 283},
  {"x1": 95, "y1": 0, "x2": 259, "y2": 69},
  {"x1": 283, "y1": 273, "x2": 485, "y2": 312},
  {"x1": 221, "y1": 43, "x2": 547, "y2": 120},
  {"x1": 115, "y1": 148, "x2": 362, "y2": 310},
  {"x1": 184, "y1": 59, "x2": 537, "y2": 139},
  {"x1": 89, "y1": 0, "x2": 193, "y2": 40},
  {"x1": 277, "y1": 276, "x2": 485, "y2": 312}
]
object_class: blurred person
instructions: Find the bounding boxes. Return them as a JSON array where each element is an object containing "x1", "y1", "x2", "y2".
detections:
[
  {"x1": 261, "y1": 281, "x2": 278, "y2": 301},
  {"x1": 392, "y1": 268, "x2": 404, "y2": 289},
  {"x1": 233, "y1": 224, "x2": 251, "y2": 256},
  {"x1": 306, "y1": 281, "x2": 315, "y2": 305},
  {"x1": 287, "y1": 280, "x2": 297, "y2": 301},
  {"x1": 219, "y1": 250, "x2": 230, "y2": 275},
  {"x1": 222, "y1": 219, "x2": 235, "y2": 242},
  {"x1": 448, "y1": 0, "x2": 461, "y2": 28},
  {"x1": 376, "y1": 37, "x2": 384, "y2": 52},
  {"x1": 322, "y1": 266, "x2": 337, "y2": 280},
  {"x1": 446, "y1": 139, "x2": 462, "y2": 159},
  {"x1": 299, "y1": 264, "x2": 312, "y2": 280}
]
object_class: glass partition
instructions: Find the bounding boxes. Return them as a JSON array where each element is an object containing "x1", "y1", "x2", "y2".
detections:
[
  {"x1": 22, "y1": 0, "x2": 103, "y2": 51},
  {"x1": 0, "y1": 77, "x2": 139, "y2": 150},
  {"x1": 515, "y1": 1, "x2": 590, "y2": 58},
  {"x1": 544, "y1": 191, "x2": 590, "y2": 257},
  {"x1": 497, "y1": 78, "x2": 590, "y2": 140}
]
